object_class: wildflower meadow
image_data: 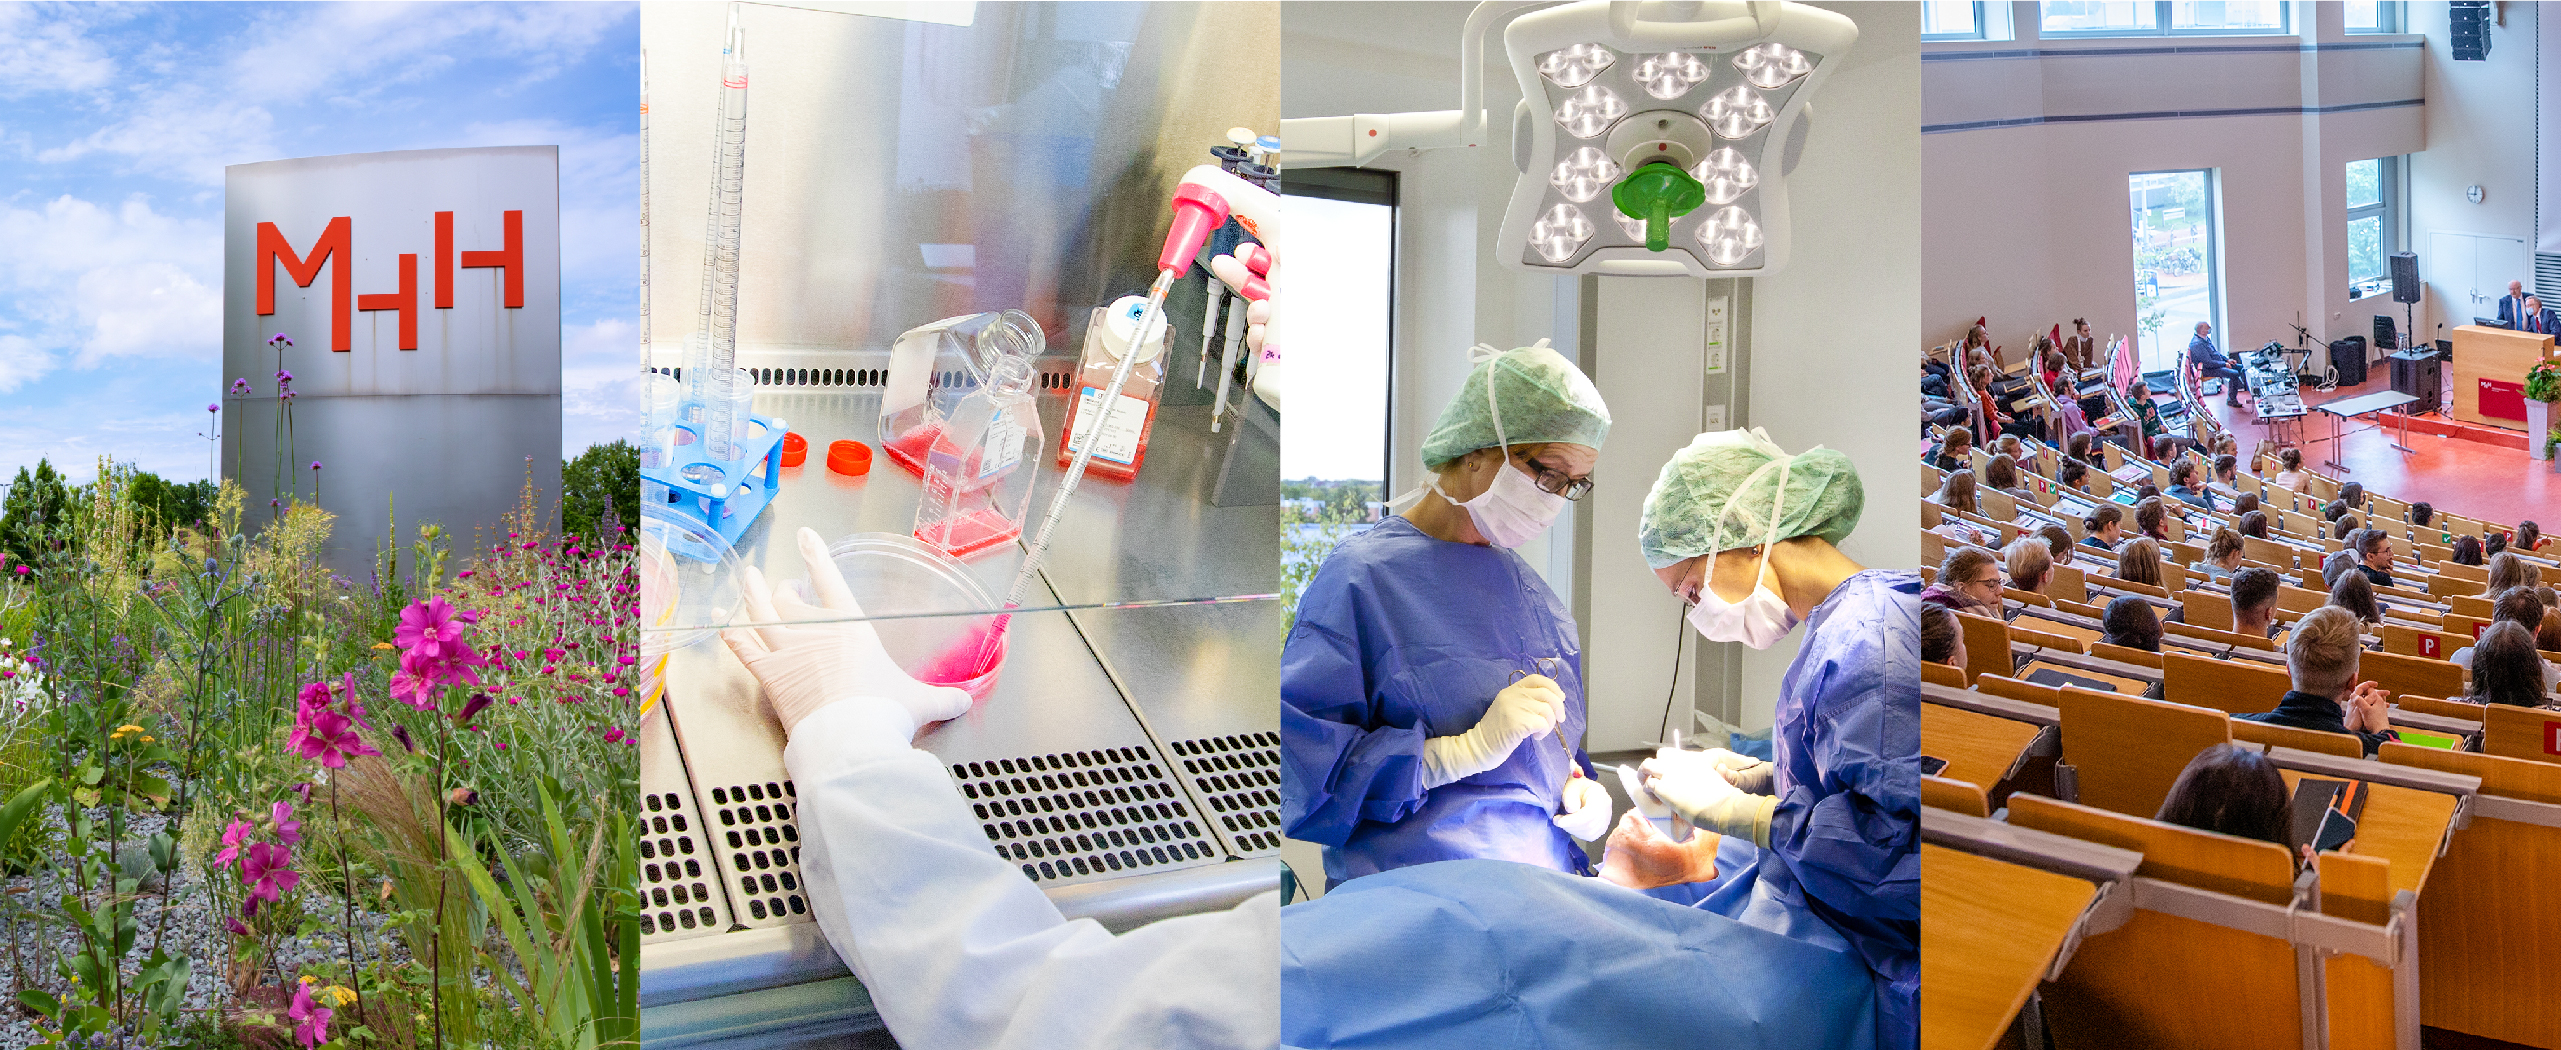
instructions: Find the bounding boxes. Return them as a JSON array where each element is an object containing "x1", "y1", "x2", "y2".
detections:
[{"x1": 0, "y1": 448, "x2": 640, "y2": 1050}]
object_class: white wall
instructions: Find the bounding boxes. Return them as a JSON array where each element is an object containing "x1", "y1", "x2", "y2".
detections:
[
  {"x1": 2407, "y1": 0, "x2": 2539, "y2": 337},
  {"x1": 1922, "y1": 1, "x2": 2425, "y2": 366},
  {"x1": 1285, "y1": 1, "x2": 1921, "y2": 747}
]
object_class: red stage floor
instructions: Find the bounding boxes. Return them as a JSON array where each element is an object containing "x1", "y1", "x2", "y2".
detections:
[{"x1": 2198, "y1": 372, "x2": 2556, "y2": 528}]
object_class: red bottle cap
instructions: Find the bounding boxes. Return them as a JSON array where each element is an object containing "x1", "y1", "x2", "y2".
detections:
[
  {"x1": 827, "y1": 440, "x2": 872, "y2": 476},
  {"x1": 780, "y1": 431, "x2": 808, "y2": 467}
]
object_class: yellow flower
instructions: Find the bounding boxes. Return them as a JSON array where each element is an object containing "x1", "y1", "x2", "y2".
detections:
[
  {"x1": 372, "y1": 642, "x2": 395, "y2": 651},
  {"x1": 326, "y1": 986, "x2": 357, "y2": 1006},
  {"x1": 140, "y1": 736, "x2": 154, "y2": 744},
  {"x1": 298, "y1": 974, "x2": 319, "y2": 985}
]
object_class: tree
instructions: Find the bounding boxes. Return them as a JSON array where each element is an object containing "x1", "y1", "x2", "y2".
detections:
[
  {"x1": 0, "y1": 460, "x2": 72, "y2": 564},
  {"x1": 561, "y1": 440, "x2": 639, "y2": 544}
]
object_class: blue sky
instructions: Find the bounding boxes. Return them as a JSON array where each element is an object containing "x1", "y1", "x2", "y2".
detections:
[{"x1": 0, "y1": 0, "x2": 637, "y2": 484}]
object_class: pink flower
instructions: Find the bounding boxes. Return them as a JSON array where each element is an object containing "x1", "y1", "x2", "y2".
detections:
[
  {"x1": 241, "y1": 842, "x2": 299, "y2": 910},
  {"x1": 269, "y1": 801, "x2": 301, "y2": 846},
  {"x1": 604, "y1": 728, "x2": 627, "y2": 744},
  {"x1": 215, "y1": 819, "x2": 254, "y2": 868},
  {"x1": 396, "y1": 598, "x2": 471, "y2": 659},
  {"x1": 288, "y1": 980, "x2": 332, "y2": 1048},
  {"x1": 288, "y1": 708, "x2": 378, "y2": 769},
  {"x1": 456, "y1": 692, "x2": 493, "y2": 726},
  {"x1": 224, "y1": 915, "x2": 250, "y2": 937}
]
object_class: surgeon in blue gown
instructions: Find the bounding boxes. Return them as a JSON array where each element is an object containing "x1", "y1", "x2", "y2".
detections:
[
  {"x1": 1280, "y1": 428, "x2": 1919, "y2": 1050},
  {"x1": 1283, "y1": 343, "x2": 1616, "y2": 888}
]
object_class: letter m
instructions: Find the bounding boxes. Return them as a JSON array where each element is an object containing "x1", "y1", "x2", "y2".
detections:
[{"x1": 257, "y1": 217, "x2": 352, "y2": 352}]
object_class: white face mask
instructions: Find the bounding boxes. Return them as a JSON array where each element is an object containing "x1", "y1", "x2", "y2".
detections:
[
  {"x1": 1431, "y1": 458, "x2": 1565, "y2": 549},
  {"x1": 1684, "y1": 447, "x2": 1801, "y2": 649}
]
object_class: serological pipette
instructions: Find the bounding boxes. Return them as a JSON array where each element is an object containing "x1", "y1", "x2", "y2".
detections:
[{"x1": 691, "y1": 6, "x2": 749, "y2": 462}]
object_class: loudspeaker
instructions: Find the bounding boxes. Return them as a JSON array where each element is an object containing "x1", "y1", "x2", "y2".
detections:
[
  {"x1": 2390, "y1": 252, "x2": 2421, "y2": 303},
  {"x1": 2332, "y1": 336, "x2": 2369, "y2": 387},
  {"x1": 2390, "y1": 349, "x2": 2442, "y2": 415},
  {"x1": 2372, "y1": 314, "x2": 2397, "y2": 351},
  {"x1": 2451, "y1": 1, "x2": 2492, "y2": 61}
]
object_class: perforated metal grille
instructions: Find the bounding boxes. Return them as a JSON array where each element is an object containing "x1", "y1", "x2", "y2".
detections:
[
  {"x1": 637, "y1": 790, "x2": 722, "y2": 939},
  {"x1": 955, "y1": 747, "x2": 1218, "y2": 885},
  {"x1": 1172, "y1": 733, "x2": 1283, "y2": 855},
  {"x1": 709, "y1": 779, "x2": 808, "y2": 925}
]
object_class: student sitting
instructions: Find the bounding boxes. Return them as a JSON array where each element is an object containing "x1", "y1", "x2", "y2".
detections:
[
  {"x1": 1930, "y1": 470, "x2": 1980, "y2": 515},
  {"x1": 2006, "y1": 536, "x2": 2054, "y2": 596},
  {"x1": 2157, "y1": 745, "x2": 2326, "y2": 868},
  {"x1": 2228, "y1": 491, "x2": 2261, "y2": 519},
  {"x1": 2410, "y1": 501, "x2": 2435, "y2": 529},
  {"x1": 2486, "y1": 553, "x2": 2537, "y2": 598},
  {"x1": 2115, "y1": 538, "x2": 2165, "y2": 588},
  {"x1": 2133, "y1": 497, "x2": 2173, "y2": 544},
  {"x1": 2065, "y1": 431, "x2": 2100, "y2": 467},
  {"x1": 2229, "y1": 567, "x2": 2284, "y2": 640},
  {"x1": 2328, "y1": 569, "x2": 2385, "y2": 630},
  {"x1": 2268, "y1": 447, "x2": 2311, "y2": 494},
  {"x1": 1922, "y1": 547, "x2": 2004, "y2": 615},
  {"x1": 1920, "y1": 604, "x2": 1965, "y2": 669},
  {"x1": 2082, "y1": 505, "x2": 2126, "y2": 552},
  {"x1": 1983, "y1": 454, "x2": 2032, "y2": 501},
  {"x1": 2350, "y1": 529, "x2": 2396, "y2": 590},
  {"x1": 2321, "y1": 532, "x2": 2366, "y2": 589},
  {"x1": 1930, "y1": 425, "x2": 1972, "y2": 473},
  {"x1": 2164, "y1": 459, "x2": 2215, "y2": 511},
  {"x1": 2057, "y1": 459, "x2": 2090, "y2": 492},
  {"x1": 2237, "y1": 606, "x2": 2398, "y2": 756},
  {"x1": 2450, "y1": 535, "x2": 2484, "y2": 566},
  {"x1": 2519, "y1": 520, "x2": 2546, "y2": 553},
  {"x1": 2192, "y1": 528, "x2": 2245, "y2": 583},
  {"x1": 2236, "y1": 511, "x2": 2271, "y2": 540},
  {"x1": 2036, "y1": 525, "x2": 2076, "y2": 566},
  {"x1": 2467, "y1": 622, "x2": 2555, "y2": 707},
  {"x1": 2100, "y1": 595, "x2": 2163, "y2": 653},
  {"x1": 2331, "y1": 515, "x2": 2363, "y2": 543},
  {"x1": 2210, "y1": 454, "x2": 2240, "y2": 491},
  {"x1": 2451, "y1": 589, "x2": 2555, "y2": 684}
]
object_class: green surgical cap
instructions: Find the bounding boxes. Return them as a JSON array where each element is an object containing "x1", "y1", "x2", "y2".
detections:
[
  {"x1": 1418, "y1": 343, "x2": 1612, "y2": 470},
  {"x1": 1639, "y1": 428, "x2": 1865, "y2": 570}
]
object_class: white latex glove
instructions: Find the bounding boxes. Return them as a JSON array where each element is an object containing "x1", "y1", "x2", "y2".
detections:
[
  {"x1": 1552, "y1": 773, "x2": 1611, "y2": 842},
  {"x1": 1696, "y1": 747, "x2": 1776, "y2": 796},
  {"x1": 1419, "y1": 674, "x2": 1565, "y2": 789},
  {"x1": 722, "y1": 527, "x2": 973, "y2": 737},
  {"x1": 1641, "y1": 747, "x2": 1778, "y2": 848}
]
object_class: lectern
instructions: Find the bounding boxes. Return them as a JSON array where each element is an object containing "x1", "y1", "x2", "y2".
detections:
[{"x1": 2448, "y1": 325, "x2": 2559, "y2": 428}]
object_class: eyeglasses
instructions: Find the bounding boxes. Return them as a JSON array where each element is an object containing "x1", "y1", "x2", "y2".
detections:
[{"x1": 1526, "y1": 459, "x2": 1595, "y2": 501}]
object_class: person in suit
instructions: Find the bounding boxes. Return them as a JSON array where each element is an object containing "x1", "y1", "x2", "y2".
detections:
[
  {"x1": 2521, "y1": 295, "x2": 2558, "y2": 336},
  {"x1": 2496, "y1": 280, "x2": 2533, "y2": 329},
  {"x1": 2186, "y1": 322, "x2": 2244, "y2": 407}
]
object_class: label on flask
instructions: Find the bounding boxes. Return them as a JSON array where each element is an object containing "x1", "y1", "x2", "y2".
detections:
[
  {"x1": 979, "y1": 410, "x2": 1024, "y2": 480},
  {"x1": 1066, "y1": 387, "x2": 1148, "y2": 466}
]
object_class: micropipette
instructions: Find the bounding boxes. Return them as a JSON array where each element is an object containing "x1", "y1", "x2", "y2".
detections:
[
  {"x1": 1208, "y1": 242, "x2": 1270, "y2": 433},
  {"x1": 1197, "y1": 271, "x2": 1224, "y2": 388}
]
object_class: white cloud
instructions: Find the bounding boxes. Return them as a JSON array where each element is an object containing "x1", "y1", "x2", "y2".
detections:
[
  {"x1": 0, "y1": 4, "x2": 119, "y2": 99},
  {"x1": 562, "y1": 316, "x2": 640, "y2": 454},
  {"x1": 0, "y1": 336, "x2": 55, "y2": 394},
  {"x1": 73, "y1": 260, "x2": 220, "y2": 364}
]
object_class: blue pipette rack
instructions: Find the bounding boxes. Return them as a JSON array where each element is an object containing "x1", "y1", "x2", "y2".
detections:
[{"x1": 641, "y1": 412, "x2": 788, "y2": 545}]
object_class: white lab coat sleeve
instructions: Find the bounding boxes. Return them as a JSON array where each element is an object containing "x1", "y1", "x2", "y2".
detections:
[{"x1": 784, "y1": 698, "x2": 1281, "y2": 1050}]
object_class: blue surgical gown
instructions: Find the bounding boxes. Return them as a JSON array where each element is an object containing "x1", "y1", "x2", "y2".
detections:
[
  {"x1": 1282, "y1": 516, "x2": 1593, "y2": 889},
  {"x1": 1279, "y1": 859, "x2": 1877, "y2": 1050},
  {"x1": 1655, "y1": 570, "x2": 1922, "y2": 1050}
]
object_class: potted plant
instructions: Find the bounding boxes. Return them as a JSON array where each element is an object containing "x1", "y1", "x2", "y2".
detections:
[{"x1": 2529, "y1": 359, "x2": 2561, "y2": 463}]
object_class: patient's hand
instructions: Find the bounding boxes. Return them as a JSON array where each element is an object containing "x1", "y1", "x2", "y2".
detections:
[{"x1": 1597, "y1": 809, "x2": 1721, "y2": 889}]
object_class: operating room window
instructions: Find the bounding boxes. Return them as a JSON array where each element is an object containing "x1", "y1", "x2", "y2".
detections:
[
  {"x1": 2345, "y1": 156, "x2": 2401, "y2": 299},
  {"x1": 1280, "y1": 167, "x2": 1395, "y2": 555},
  {"x1": 2345, "y1": 1, "x2": 2403, "y2": 33},
  {"x1": 2042, "y1": 2, "x2": 2288, "y2": 36}
]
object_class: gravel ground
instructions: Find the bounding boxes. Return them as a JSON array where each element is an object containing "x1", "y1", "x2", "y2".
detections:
[{"x1": 0, "y1": 807, "x2": 404, "y2": 1050}]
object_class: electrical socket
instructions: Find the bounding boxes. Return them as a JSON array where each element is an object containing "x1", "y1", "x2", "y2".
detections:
[
  {"x1": 1704, "y1": 294, "x2": 1729, "y2": 374},
  {"x1": 1703, "y1": 404, "x2": 1726, "y2": 430}
]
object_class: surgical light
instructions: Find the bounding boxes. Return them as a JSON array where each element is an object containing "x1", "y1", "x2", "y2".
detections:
[
  {"x1": 1550, "y1": 147, "x2": 1622, "y2": 203},
  {"x1": 1697, "y1": 206, "x2": 1763, "y2": 265},
  {"x1": 1632, "y1": 51, "x2": 1712, "y2": 100},
  {"x1": 1536, "y1": 43, "x2": 1614, "y2": 88},
  {"x1": 1702, "y1": 85, "x2": 1774, "y2": 139},
  {"x1": 1733, "y1": 42, "x2": 1813, "y2": 88},
  {"x1": 1530, "y1": 203, "x2": 1595, "y2": 263},
  {"x1": 1554, "y1": 85, "x2": 1628, "y2": 139},
  {"x1": 1694, "y1": 148, "x2": 1757, "y2": 204}
]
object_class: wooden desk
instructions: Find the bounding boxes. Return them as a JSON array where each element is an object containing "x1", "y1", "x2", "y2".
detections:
[
  {"x1": 1921, "y1": 844, "x2": 2098, "y2": 1050},
  {"x1": 2451, "y1": 324, "x2": 2558, "y2": 429},
  {"x1": 1925, "y1": 702, "x2": 2046, "y2": 792},
  {"x1": 2277, "y1": 769, "x2": 2458, "y2": 899}
]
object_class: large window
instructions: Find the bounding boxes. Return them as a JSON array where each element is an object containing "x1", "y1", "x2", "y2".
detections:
[
  {"x1": 1281, "y1": 167, "x2": 1394, "y2": 546},
  {"x1": 1924, "y1": 1, "x2": 2016, "y2": 40},
  {"x1": 2346, "y1": 156, "x2": 2403, "y2": 299},
  {"x1": 2344, "y1": 1, "x2": 2404, "y2": 33},
  {"x1": 2130, "y1": 170, "x2": 2221, "y2": 371},
  {"x1": 2042, "y1": 1, "x2": 2289, "y2": 36}
]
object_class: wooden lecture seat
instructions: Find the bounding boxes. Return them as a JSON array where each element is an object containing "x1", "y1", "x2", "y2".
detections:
[
  {"x1": 2006, "y1": 795, "x2": 2335, "y2": 1049},
  {"x1": 2056, "y1": 686, "x2": 2231, "y2": 817},
  {"x1": 2482, "y1": 704, "x2": 2561, "y2": 767},
  {"x1": 2160, "y1": 651, "x2": 2291, "y2": 715},
  {"x1": 1920, "y1": 845, "x2": 2099, "y2": 1050},
  {"x1": 2355, "y1": 648, "x2": 2465, "y2": 704},
  {"x1": 2378, "y1": 744, "x2": 2561, "y2": 1047},
  {"x1": 2228, "y1": 718, "x2": 2361, "y2": 758},
  {"x1": 1922, "y1": 661, "x2": 1967, "y2": 688},
  {"x1": 1957, "y1": 611, "x2": 2012, "y2": 686},
  {"x1": 1974, "y1": 673, "x2": 2063, "y2": 709},
  {"x1": 2163, "y1": 619, "x2": 2279, "y2": 652},
  {"x1": 2394, "y1": 694, "x2": 2485, "y2": 722},
  {"x1": 1921, "y1": 775, "x2": 1990, "y2": 819},
  {"x1": 2272, "y1": 767, "x2": 2458, "y2": 899},
  {"x1": 1923, "y1": 701, "x2": 2044, "y2": 794},
  {"x1": 2381, "y1": 623, "x2": 2471, "y2": 662}
]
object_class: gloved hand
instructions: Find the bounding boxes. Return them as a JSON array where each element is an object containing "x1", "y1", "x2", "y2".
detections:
[
  {"x1": 1695, "y1": 747, "x2": 1776, "y2": 795},
  {"x1": 1552, "y1": 773, "x2": 1611, "y2": 842},
  {"x1": 1419, "y1": 674, "x2": 1565, "y2": 789},
  {"x1": 1597, "y1": 809, "x2": 1721, "y2": 890},
  {"x1": 722, "y1": 527, "x2": 973, "y2": 737},
  {"x1": 1641, "y1": 746, "x2": 1778, "y2": 848}
]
